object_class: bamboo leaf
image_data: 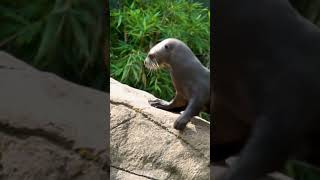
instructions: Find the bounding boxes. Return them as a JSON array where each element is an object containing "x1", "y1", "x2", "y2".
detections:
[
  {"x1": 69, "y1": 14, "x2": 90, "y2": 59},
  {"x1": 34, "y1": 13, "x2": 61, "y2": 65}
]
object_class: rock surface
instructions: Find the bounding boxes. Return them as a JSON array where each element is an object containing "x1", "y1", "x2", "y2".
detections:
[
  {"x1": 110, "y1": 78, "x2": 210, "y2": 180},
  {"x1": 211, "y1": 155, "x2": 295, "y2": 180},
  {"x1": 0, "y1": 51, "x2": 109, "y2": 180}
]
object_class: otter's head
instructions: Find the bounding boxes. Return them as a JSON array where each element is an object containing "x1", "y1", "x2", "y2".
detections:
[{"x1": 144, "y1": 38, "x2": 182, "y2": 70}]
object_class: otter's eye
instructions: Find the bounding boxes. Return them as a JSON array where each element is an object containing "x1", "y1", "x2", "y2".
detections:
[{"x1": 165, "y1": 45, "x2": 169, "y2": 49}]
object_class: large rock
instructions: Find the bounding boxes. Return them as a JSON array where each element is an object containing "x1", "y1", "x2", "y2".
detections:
[
  {"x1": 211, "y1": 160, "x2": 294, "y2": 180},
  {"x1": 0, "y1": 52, "x2": 109, "y2": 179},
  {"x1": 110, "y1": 78, "x2": 210, "y2": 180}
]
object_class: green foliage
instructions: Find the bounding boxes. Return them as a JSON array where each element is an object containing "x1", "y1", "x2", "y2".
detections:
[
  {"x1": 199, "y1": 112, "x2": 210, "y2": 121},
  {"x1": 0, "y1": 0, "x2": 107, "y2": 91},
  {"x1": 290, "y1": 0, "x2": 320, "y2": 26},
  {"x1": 110, "y1": 0, "x2": 209, "y2": 101},
  {"x1": 286, "y1": 160, "x2": 320, "y2": 180}
]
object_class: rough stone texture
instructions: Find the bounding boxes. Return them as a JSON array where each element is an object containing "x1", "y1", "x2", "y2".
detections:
[
  {"x1": 211, "y1": 157, "x2": 294, "y2": 180},
  {"x1": 0, "y1": 51, "x2": 109, "y2": 180},
  {"x1": 110, "y1": 78, "x2": 210, "y2": 180}
]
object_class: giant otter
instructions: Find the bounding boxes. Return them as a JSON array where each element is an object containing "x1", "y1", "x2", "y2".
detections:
[
  {"x1": 144, "y1": 38, "x2": 210, "y2": 130},
  {"x1": 213, "y1": 0, "x2": 320, "y2": 179}
]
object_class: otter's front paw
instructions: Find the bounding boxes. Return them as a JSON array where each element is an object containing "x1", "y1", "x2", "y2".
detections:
[
  {"x1": 148, "y1": 99, "x2": 168, "y2": 109},
  {"x1": 173, "y1": 118, "x2": 188, "y2": 130}
]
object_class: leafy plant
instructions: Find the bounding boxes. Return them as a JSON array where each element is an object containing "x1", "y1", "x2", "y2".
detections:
[
  {"x1": 110, "y1": 0, "x2": 210, "y2": 101},
  {"x1": 0, "y1": 0, "x2": 107, "y2": 91},
  {"x1": 290, "y1": 0, "x2": 320, "y2": 26},
  {"x1": 285, "y1": 160, "x2": 320, "y2": 180}
]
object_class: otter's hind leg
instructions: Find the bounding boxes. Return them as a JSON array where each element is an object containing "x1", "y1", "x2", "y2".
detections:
[
  {"x1": 149, "y1": 94, "x2": 187, "y2": 112},
  {"x1": 223, "y1": 114, "x2": 297, "y2": 180}
]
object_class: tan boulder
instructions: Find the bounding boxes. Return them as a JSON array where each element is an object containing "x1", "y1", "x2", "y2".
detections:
[
  {"x1": 110, "y1": 78, "x2": 210, "y2": 180},
  {"x1": 0, "y1": 51, "x2": 109, "y2": 180}
]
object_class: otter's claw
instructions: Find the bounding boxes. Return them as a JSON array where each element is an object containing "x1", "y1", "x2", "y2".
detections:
[{"x1": 148, "y1": 99, "x2": 168, "y2": 109}]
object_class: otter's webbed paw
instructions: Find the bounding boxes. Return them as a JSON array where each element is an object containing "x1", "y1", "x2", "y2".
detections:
[
  {"x1": 148, "y1": 99, "x2": 169, "y2": 110},
  {"x1": 173, "y1": 116, "x2": 189, "y2": 130}
]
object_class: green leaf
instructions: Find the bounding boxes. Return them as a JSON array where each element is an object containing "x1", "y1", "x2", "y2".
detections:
[
  {"x1": 0, "y1": 6, "x2": 29, "y2": 25},
  {"x1": 34, "y1": 13, "x2": 61, "y2": 65},
  {"x1": 117, "y1": 14, "x2": 122, "y2": 28},
  {"x1": 69, "y1": 14, "x2": 90, "y2": 59}
]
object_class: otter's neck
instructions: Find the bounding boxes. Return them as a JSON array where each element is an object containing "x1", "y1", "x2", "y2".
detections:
[{"x1": 168, "y1": 57, "x2": 205, "y2": 78}]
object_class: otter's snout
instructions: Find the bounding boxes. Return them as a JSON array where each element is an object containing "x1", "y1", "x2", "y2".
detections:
[
  {"x1": 144, "y1": 53, "x2": 155, "y2": 65},
  {"x1": 144, "y1": 52, "x2": 159, "y2": 70},
  {"x1": 148, "y1": 53, "x2": 155, "y2": 60}
]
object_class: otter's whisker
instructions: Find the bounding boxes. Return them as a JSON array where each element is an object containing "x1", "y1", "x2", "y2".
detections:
[{"x1": 152, "y1": 63, "x2": 157, "y2": 69}]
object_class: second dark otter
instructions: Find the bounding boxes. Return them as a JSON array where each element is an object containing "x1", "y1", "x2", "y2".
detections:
[
  {"x1": 144, "y1": 38, "x2": 210, "y2": 130},
  {"x1": 213, "y1": 0, "x2": 320, "y2": 179}
]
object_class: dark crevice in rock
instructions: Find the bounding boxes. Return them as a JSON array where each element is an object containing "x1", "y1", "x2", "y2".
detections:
[
  {"x1": 0, "y1": 65, "x2": 23, "y2": 70},
  {"x1": 0, "y1": 122, "x2": 109, "y2": 173},
  {"x1": 111, "y1": 165, "x2": 159, "y2": 180},
  {"x1": 110, "y1": 100, "x2": 208, "y2": 161},
  {"x1": 0, "y1": 65, "x2": 10, "y2": 69},
  {"x1": 111, "y1": 113, "x2": 137, "y2": 130},
  {"x1": 0, "y1": 122, "x2": 74, "y2": 150}
]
